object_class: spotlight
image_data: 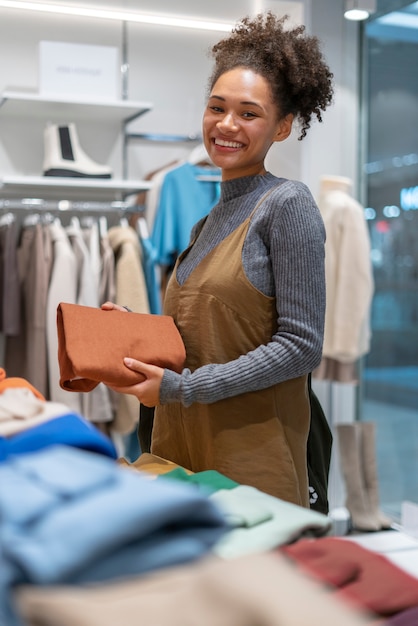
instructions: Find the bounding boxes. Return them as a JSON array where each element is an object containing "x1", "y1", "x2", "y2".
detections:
[{"x1": 344, "y1": 0, "x2": 377, "y2": 21}]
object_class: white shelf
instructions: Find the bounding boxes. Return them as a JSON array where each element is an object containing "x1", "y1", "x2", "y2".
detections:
[
  {"x1": 0, "y1": 92, "x2": 153, "y2": 201},
  {"x1": 0, "y1": 175, "x2": 152, "y2": 201},
  {"x1": 0, "y1": 91, "x2": 153, "y2": 124}
]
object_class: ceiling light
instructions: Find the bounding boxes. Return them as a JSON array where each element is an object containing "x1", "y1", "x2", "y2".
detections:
[
  {"x1": 344, "y1": 0, "x2": 377, "y2": 21},
  {"x1": 0, "y1": 1, "x2": 234, "y2": 31}
]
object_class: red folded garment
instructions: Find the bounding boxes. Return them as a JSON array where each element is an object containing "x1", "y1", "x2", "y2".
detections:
[
  {"x1": 281, "y1": 537, "x2": 418, "y2": 617},
  {"x1": 57, "y1": 302, "x2": 186, "y2": 392}
]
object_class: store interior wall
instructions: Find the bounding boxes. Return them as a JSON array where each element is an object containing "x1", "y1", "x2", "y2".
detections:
[
  {"x1": 302, "y1": 0, "x2": 361, "y2": 198},
  {"x1": 0, "y1": 0, "x2": 359, "y2": 196}
]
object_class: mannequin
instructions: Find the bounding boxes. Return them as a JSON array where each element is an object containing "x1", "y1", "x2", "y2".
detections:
[
  {"x1": 312, "y1": 175, "x2": 375, "y2": 523},
  {"x1": 313, "y1": 175, "x2": 374, "y2": 383}
]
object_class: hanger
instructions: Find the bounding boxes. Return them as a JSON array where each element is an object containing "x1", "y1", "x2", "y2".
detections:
[
  {"x1": 187, "y1": 142, "x2": 221, "y2": 181},
  {"x1": 99, "y1": 216, "x2": 108, "y2": 239},
  {"x1": 41, "y1": 212, "x2": 55, "y2": 224},
  {"x1": 0, "y1": 212, "x2": 15, "y2": 227},
  {"x1": 137, "y1": 216, "x2": 150, "y2": 240},
  {"x1": 23, "y1": 213, "x2": 40, "y2": 227},
  {"x1": 71, "y1": 216, "x2": 81, "y2": 229},
  {"x1": 81, "y1": 216, "x2": 95, "y2": 229}
]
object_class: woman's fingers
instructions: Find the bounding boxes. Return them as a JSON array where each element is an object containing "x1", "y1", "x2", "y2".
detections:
[
  {"x1": 101, "y1": 301, "x2": 129, "y2": 313},
  {"x1": 123, "y1": 358, "x2": 161, "y2": 376},
  {"x1": 107, "y1": 359, "x2": 165, "y2": 408}
]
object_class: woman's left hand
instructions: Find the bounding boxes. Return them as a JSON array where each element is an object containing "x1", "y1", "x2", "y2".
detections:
[{"x1": 108, "y1": 358, "x2": 164, "y2": 408}]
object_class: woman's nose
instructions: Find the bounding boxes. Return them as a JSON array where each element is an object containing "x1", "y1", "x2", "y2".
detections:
[{"x1": 217, "y1": 113, "x2": 238, "y2": 131}]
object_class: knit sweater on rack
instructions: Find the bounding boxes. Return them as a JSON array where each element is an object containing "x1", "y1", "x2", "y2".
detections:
[{"x1": 160, "y1": 172, "x2": 326, "y2": 407}]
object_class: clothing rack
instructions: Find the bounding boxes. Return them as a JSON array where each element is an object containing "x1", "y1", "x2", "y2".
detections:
[
  {"x1": 0, "y1": 198, "x2": 144, "y2": 214},
  {"x1": 0, "y1": 199, "x2": 148, "y2": 235},
  {"x1": 123, "y1": 131, "x2": 203, "y2": 178}
]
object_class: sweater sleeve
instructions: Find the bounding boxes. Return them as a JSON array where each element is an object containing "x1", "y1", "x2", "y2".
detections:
[{"x1": 160, "y1": 182, "x2": 326, "y2": 407}]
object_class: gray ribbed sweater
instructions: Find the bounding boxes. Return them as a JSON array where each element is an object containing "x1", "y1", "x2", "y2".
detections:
[{"x1": 160, "y1": 172, "x2": 326, "y2": 407}]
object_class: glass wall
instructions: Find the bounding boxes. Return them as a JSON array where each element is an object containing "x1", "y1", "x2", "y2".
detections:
[{"x1": 362, "y1": 1, "x2": 418, "y2": 520}]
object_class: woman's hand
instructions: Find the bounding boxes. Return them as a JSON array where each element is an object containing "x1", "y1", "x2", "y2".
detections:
[
  {"x1": 108, "y1": 358, "x2": 164, "y2": 408},
  {"x1": 101, "y1": 301, "x2": 130, "y2": 313}
]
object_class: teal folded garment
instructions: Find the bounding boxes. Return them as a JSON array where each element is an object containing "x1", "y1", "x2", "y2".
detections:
[{"x1": 159, "y1": 467, "x2": 239, "y2": 494}]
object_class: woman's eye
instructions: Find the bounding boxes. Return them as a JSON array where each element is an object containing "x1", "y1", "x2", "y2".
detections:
[
  {"x1": 242, "y1": 111, "x2": 257, "y2": 118},
  {"x1": 209, "y1": 105, "x2": 223, "y2": 113}
]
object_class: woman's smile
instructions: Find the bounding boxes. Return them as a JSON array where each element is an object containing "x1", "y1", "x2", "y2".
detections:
[{"x1": 213, "y1": 138, "x2": 245, "y2": 150}]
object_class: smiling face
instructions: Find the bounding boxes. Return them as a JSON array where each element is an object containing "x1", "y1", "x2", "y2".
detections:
[{"x1": 203, "y1": 67, "x2": 293, "y2": 181}]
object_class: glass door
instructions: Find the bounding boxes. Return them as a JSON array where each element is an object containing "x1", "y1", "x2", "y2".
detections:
[{"x1": 362, "y1": 1, "x2": 418, "y2": 520}]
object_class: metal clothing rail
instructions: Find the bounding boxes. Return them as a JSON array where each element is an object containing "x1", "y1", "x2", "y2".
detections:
[{"x1": 0, "y1": 198, "x2": 145, "y2": 213}]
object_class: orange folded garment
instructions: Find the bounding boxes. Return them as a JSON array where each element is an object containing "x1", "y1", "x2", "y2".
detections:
[
  {"x1": 57, "y1": 302, "x2": 186, "y2": 393},
  {"x1": 0, "y1": 367, "x2": 45, "y2": 400}
]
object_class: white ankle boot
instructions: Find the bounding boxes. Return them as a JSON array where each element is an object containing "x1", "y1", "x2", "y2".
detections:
[{"x1": 43, "y1": 123, "x2": 112, "y2": 178}]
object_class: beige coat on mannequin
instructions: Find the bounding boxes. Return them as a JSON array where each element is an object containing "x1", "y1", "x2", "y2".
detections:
[{"x1": 314, "y1": 175, "x2": 374, "y2": 383}]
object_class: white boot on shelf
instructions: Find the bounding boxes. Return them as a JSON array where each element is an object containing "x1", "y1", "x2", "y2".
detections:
[{"x1": 43, "y1": 123, "x2": 112, "y2": 179}]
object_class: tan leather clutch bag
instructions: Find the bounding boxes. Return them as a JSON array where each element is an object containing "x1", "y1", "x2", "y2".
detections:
[{"x1": 57, "y1": 302, "x2": 186, "y2": 392}]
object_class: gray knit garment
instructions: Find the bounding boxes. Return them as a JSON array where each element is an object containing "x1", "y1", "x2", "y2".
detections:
[{"x1": 160, "y1": 172, "x2": 326, "y2": 407}]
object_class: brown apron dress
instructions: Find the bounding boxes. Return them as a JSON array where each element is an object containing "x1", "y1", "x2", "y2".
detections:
[{"x1": 152, "y1": 197, "x2": 310, "y2": 507}]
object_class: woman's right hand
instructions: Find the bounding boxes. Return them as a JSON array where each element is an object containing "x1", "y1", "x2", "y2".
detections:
[{"x1": 101, "y1": 301, "x2": 130, "y2": 313}]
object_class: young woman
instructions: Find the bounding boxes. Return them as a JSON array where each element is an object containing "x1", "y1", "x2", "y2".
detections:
[{"x1": 103, "y1": 12, "x2": 334, "y2": 507}]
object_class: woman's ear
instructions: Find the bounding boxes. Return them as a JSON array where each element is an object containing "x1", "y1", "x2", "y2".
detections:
[{"x1": 273, "y1": 114, "x2": 294, "y2": 142}]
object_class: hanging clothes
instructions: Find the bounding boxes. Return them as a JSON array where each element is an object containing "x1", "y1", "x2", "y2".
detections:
[
  {"x1": 98, "y1": 219, "x2": 116, "y2": 306},
  {"x1": 82, "y1": 219, "x2": 102, "y2": 302},
  {"x1": 0, "y1": 214, "x2": 20, "y2": 338},
  {"x1": 5, "y1": 220, "x2": 53, "y2": 398},
  {"x1": 151, "y1": 161, "x2": 221, "y2": 269},
  {"x1": 313, "y1": 175, "x2": 374, "y2": 383},
  {"x1": 107, "y1": 224, "x2": 150, "y2": 435},
  {"x1": 149, "y1": 161, "x2": 221, "y2": 307},
  {"x1": 141, "y1": 160, "x2": 181, "y2": 234},
  {"x1": 107, "y1": 224, "x2": 150, "y2": 316},
  {"x1": 46, "y1": 219, "x2": 82, "y2": 414},
  {"x1": 136, "y1": 216, "x2": 161, "y2": 315},
  {"x1": 66, "y1": 218, "x2": 113, "y2": 425}
]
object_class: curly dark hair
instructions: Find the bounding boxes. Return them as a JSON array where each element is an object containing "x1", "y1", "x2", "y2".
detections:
[{"x1": 208, "y1": 12, "x2": 334, "y2": 140}]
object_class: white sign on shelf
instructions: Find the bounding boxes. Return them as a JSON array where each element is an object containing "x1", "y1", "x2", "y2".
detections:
[{"x1": 39, "y1": 41, "x2": 120, "y2": 101}]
